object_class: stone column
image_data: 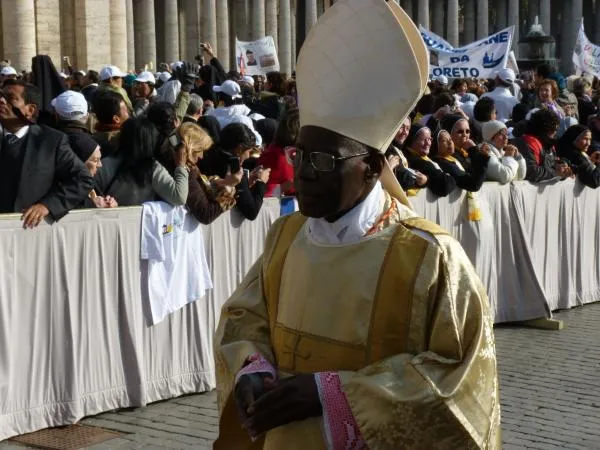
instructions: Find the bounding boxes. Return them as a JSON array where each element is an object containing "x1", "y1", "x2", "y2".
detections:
[
  {"x1": 35, "y1": 0, "x2": 62, "y2": 67},
  {"x1": 126, "y1": 0, "x2": 135, "y2": 71},
  {"x1": 560, "y1": 0, "x2": 582, "y2": 73},
  {"x1": 178, "y1": 0, "x2": 187, "y2": 60},
  {"x1": 252, "y1": 0, "x2": 266, "y2": 39},
  {"x1": 496, "y1": 0, "x2": 507, "y2": 29},
  {"x1": 266, "y1": 0, "x2": 278, "y2": 45},
  {"x1": 216, "y1": 0, "x2": 230, "y2": 70},
  {"x1": 155, "y1": 1, "x2": 165, "y2": 63},
  {"x1": 202, "y1": 0, "x2": 217, "y2": 51},
  {"x1": 164, "y1": 0, "x2": 180, "y2": 63},
  {"x1": 583, "y1": 0, "x2": 593, "y2": 39},
  {"x1": 133, "y1": 0, "x2": 157, "y2": 70},
  {"x1": 447, "y1": 0, "x2": 459, "y2": 47},
  {"x1": 463, "y1": 0, "x2": 475, "y2": 43},
  {"x1": 507, "y1": 0, "x2": 519, "y2": 57},
  {"x1": 291, "y1": 3, "x2": 296, "y2": 69},
  {"x1": 2, "y1": 0, "x2": 36, "y2": 72},
  {"x1": 417, "y1": 0, "x2": 429, "y2": 29},
  {"x1": 278, "y1": 0, "x2": 292, "y2": 75},
  {"x1": 60, "y1": 0, "x2": 76, "y2": 67},
  {"x1": 306, "y1": 0, "x2": 317, "y2": 34},
  {"x1": 232, "y1": 0, "x2": 250, "y2": 41},
  {"x1": 401, "y1": 0, "x2": 413, "y2": 22},
  {"x1": 74, "y1": 0, "x2": 111, "y2": 70},
  {"x1": 109, "y1": 0, "x2": 128, "y2": 69},
  {"x1": 184, "y1": 0, "x2": 200, "y2": 61},
  {"x1": 476, "y1": 0, "x2": 488, "y2": 39},
  {"x1": 539, "y1": 0, "x2": 551, "y2": 34},
  {"x1": 595, "y1": 0, "x2": 600, "y2": 44},
  {"x1": 431, "y1": 0, "x2": 444, "y2": 35}
]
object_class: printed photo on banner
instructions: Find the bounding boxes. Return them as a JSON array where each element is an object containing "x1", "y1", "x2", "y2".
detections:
[
  {"x1": 420, "y1": 26, "x2": 515, "y2": 79},
  {"x1": 572, "y1": 21, "x2": 600, "y2": 79},
  {"x1": 236, "y1": 36, "x2": 280, "y2": 76}
]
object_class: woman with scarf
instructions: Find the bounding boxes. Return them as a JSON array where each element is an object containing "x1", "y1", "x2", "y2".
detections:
[
  {"x1": 514, "y1": 109, "x2": 573, "y2": 182},
  {"x1": 558, "y1": 124, "x2": 600, "y2": 188},
  {"x1": 481, "y1": 120, "x2": 527, "y2": 184},
  {"x1": 385, "y1": 116, "x2": 428, "y2": 191},
  {"x1": 403, "y1": 124, "x2": 456, "y2": 197},
  {"x1": 440, "y1": 114, "x2": 482, "y2": 172},
  {"x1": 430, "y1": 128, "x2": 489, "y2": 192}
]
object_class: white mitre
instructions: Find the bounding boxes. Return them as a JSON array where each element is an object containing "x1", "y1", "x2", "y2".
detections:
[{"x1": 296, "y1": 0, "x2": 429, "y2": 207}]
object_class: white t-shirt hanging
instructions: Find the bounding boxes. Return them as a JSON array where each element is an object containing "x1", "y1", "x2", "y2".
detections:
[{"x1": 141, "y1": 201, "x2": 213, "y2": 324}]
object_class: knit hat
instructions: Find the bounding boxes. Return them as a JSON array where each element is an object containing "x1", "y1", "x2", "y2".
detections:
[
  {"x1": 482, "y1": 120, "x2": 507, "y2": 142},
  {"x1": 68, "y1": 133, "x2": 100, "y2": 162}
]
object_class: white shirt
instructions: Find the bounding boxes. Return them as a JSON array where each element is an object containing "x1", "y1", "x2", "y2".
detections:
[
  {"x1": 481, "y1": 87, "x2": 518, "y2": 123},
  {"x1": 308, "y1": 181, "x2": 384, "y2": 245},
  {"x1": 2, "y1": 125, "x2": 29, "y2": 140},
  {"x1": 141, "y1": 201, "x2": 213, "y2": 324}
]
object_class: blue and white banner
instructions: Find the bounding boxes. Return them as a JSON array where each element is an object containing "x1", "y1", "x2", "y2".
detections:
[
  {"x1": 572, "y1": 21, "x2": 600, "y2": 78},
  {"x1": 419, "y1": 26, "x2": 515, "y2": 79}
]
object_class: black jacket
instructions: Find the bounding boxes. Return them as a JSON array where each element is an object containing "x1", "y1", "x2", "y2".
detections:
[
  {"x1": 3, "y1": 124, "x2": 93, "y2": 219},
  {"x1": 405, "y1": 151, "x2": 456, "y2": 197},
  {"x1": 235, "y1": 172, "x2": 266, "y2": 220},
  {"x1": 558, "y1": 145, "x2": 600, "y2": 189},
  {"x1": 514, "y1": 135, "x2": 559, "y2": 182},
  {"x1": 434, "y1": 155, "x2": 487, "y2": 192}
]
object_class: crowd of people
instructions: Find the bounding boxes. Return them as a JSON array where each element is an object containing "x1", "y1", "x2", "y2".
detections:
[{"x1": 1, "y1": 44, "x2": 599, "y2": 229}]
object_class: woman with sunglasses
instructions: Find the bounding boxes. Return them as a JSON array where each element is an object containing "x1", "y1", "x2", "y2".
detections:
[
  {"x1": 440, "y1": 114, "x2": 486, "y2": 173},
  {"x1": 430, "y1": 128, "x2": 488, "y2": 192}
]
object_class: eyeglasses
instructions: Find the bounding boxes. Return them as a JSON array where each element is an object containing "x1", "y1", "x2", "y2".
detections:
[
  {"x1": 455, "y1": 129, "x2": 471, "y2": 135},
  {"x1": 293, "y1": 148, "x2": 370, "y2": 172}
]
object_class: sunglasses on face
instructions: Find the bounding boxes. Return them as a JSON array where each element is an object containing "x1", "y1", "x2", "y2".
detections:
[{"x1": 456, "y1": 129, "x2": 471, "y2": 135}]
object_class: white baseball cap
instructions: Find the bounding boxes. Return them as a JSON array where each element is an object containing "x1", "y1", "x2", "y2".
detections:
[
  {"x1": 51, "y1": 90, "x2": 89, "y2": 121},
  {"x1": 498, "y1": 68, "x2": 516, "y2": 84},
  {"x1": 434, "y1": 75, "x2": 449, "y2": 85},
  {"x1": 213, "y1": 80, "x2": 242, "y2": 99},
  {"x1": 1, "y1": 66, "x2": 17, "y2": 76},
  {"x1": 158, "y1": 72, "x2": 172, "y2": 83},
  {"x1": 135, "y1": 71, "x2": 156, "y2": 84},
  {"x1": 170, "y1": 61, "x2": 184, "y2": 70},
  {"x1": 100, "y1": 65, "x2": 127, "y2": 81},
  {"x1": 242, "y1": 75, "x2": 255, "y2": 85}
]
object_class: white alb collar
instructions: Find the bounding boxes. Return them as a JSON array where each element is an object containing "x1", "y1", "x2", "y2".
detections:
[{"x1": 307, "y1": 181, "x2": 384, "y2": 245}]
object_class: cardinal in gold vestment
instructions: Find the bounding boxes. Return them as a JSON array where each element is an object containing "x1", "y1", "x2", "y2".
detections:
[{"x1": 214, "y1": 0, "x2": 501, "y2": 448}]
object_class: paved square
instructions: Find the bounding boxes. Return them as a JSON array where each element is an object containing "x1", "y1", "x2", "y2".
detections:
[{"x1": 3, "y1": 303, "x2": 599, "y2": 449}]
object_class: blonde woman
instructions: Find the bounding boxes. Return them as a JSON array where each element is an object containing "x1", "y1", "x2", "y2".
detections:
[{"x1": 162, "y1": 121, "x2": 241, "y2": 224}]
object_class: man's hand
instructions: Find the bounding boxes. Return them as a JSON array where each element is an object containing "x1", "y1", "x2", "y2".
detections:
[
  {"x1": 21, "y1": 204, "x2": 50, "y2": 229},
  {"x1": 243, "y1": 373, "x2": 322, "y2": 438},
  {"x1": 202, "y1": 42, "x2": 215, "y2": 58},
  {"x1": 234, "y1": 373, "x2": 276, "y2": 424}
]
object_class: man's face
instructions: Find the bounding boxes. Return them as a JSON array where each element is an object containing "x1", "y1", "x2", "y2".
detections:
[
  {"x1": 0, "y1": 85, "x2": 35, "y2": 123},
  {"x1": 247, "y1": 52, "x2": 256, "y2": 63},
  {"x1": 294, "y1": 126, "x2": 373, "y2": 220},
  {"x1": 111, "y1": 77, "x2": 123, "y2": 88},
  {"x1": 117, "y1": 100, "x2": 130, "y2": 125},
  {"x1": 134, "y1": 82, "x2": 152, "y2": 98}
]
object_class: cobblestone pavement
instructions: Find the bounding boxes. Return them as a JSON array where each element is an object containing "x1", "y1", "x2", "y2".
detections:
[{"x1": 2, "y1": 303, "x2": 599, "y2": 449}]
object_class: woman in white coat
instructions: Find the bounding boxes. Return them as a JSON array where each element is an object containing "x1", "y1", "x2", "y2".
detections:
[{"x1": 481, "y1": 120, "x2": 527, "y2": 183}]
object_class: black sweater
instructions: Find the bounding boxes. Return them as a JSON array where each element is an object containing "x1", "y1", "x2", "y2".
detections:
[{"x1": 405, "y1": 151, "x2": 456, "y2": 197}]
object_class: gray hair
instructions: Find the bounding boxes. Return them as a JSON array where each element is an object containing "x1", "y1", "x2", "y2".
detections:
[{"x1": 186, "y1": 93, "x2": 204, "y2": 116}]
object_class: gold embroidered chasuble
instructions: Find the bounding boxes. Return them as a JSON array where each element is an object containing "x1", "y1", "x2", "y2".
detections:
[{"x1": 214, "y1": 193, "x2": 501, "y2": 449}]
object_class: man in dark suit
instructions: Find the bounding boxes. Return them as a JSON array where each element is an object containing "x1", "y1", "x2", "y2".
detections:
[{"x1": 0, "y1": 79, "x2": 93, "y2": 228}]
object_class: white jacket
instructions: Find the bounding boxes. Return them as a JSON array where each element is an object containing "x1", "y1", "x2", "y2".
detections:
[
  {"x1": 206, "y1": 105, "x2": 263, "y2": 145},
  {"x1": 483, "y1": 142, "x2": 527, "y2": 184}
]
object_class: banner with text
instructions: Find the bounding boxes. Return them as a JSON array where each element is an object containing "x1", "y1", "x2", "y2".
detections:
[
  {"x1": 236, "y1": 36, "x2": 280, "y2": 76},
  {"x1": 419, "y1": 26, "x2": 515, "y2": 79},
  {"x1": 572, "y1": 21, "x2": 600, "y2": 78}
]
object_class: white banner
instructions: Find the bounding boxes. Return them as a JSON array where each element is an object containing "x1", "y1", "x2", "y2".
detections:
[
  {"x1": 236, "y1": 36, "x2": 280, "y2": 76},
  {"x1": 419, "y1": 26, "x2": 515, "y2": 79},
  {"x1": 572, "y1": 21, "x2": 600, "y2": 78}
]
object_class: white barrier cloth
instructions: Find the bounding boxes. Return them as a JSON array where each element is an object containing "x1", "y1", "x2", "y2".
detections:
[
  {"x1": 236, "y1": 36, "x2": 280, "y2": 76},
  {"x1": 420, "y1": 26, "x2": 515, "y2": 79}
]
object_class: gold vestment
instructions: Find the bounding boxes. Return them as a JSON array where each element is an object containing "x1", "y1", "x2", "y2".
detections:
[{"x1": 214, "y1": 194, "x2": 501, "y2": 449}]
